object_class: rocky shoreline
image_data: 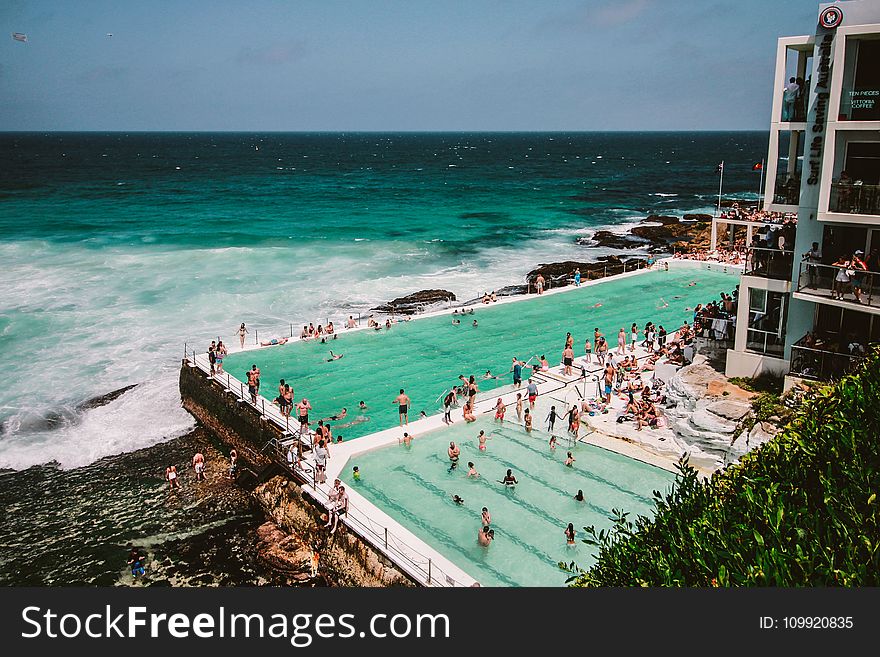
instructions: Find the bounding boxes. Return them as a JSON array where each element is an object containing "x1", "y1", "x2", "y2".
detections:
[{"x1": 375, "y1": 205, "x2": 750, "y2": 313}]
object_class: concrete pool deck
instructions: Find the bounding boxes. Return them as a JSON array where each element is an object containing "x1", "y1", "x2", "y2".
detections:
[{"x1": 185, "y1": 257, "x2": 742, "y2": 586}]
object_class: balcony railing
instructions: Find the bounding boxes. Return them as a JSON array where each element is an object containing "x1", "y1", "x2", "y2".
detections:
[
  {"x1": 745, "y1": 246, "x2": 795, "y2": 280},
  {"x1": 828, "y1": 182, "x2": 880, "y2": 216},
  {"x1": 795, "y1": 261, "x2": 878, "y2": 309},
  {"x1": 773, "y1": 173, "x2": 800, "y2": 206},
  {"x1": 789, "y1": 335, "x2": 867, "y2": 381}
]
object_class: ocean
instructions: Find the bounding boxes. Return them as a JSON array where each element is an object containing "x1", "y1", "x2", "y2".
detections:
[{"x1": 0, "y1": 131, "x2": 766, "y2": 584}]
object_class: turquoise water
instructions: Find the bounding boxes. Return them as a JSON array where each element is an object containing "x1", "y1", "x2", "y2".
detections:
[
  {"x1": 0, "y1": 132, "x2": 764, "y2": 469},
  {"x1": 341, "y1": 412, "x2": 676, "y2": 587},
  {"x1": 223, "y1": 266, "x2": 738, "y2": 438}
]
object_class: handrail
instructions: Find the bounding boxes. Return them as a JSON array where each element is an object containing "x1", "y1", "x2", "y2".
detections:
[{"x1": 794, "y1": 261, "x2": 877, "y2": 308}]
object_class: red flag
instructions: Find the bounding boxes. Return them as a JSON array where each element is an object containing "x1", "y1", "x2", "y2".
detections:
[{"x1": 752, "y1": 162, "x2": 763, "y2": 171}]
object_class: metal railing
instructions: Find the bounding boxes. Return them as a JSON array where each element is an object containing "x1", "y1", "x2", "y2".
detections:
[
  {"x1": 773, "y1": 173, "x2": 800, "y2": 206},
  {"x1": 744, "y1": 246, "x2": 795, "y2": 280},
  {"x1": 183, "y1": 350, "x2": 470, "y2": 587},
  {"x1": 789, "y1": 337, "x2": 867, "y2": 381},
  {"x1": 795, "y1": 261, "x2": 878, "y2": 309},
  {"x1": 829, "y1": 183, "x2": 880, "y2": 216}
]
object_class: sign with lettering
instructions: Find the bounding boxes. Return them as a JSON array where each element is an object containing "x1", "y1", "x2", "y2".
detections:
[{"x1": 819, "y1": 6, "x2": 843, "y2": 29}]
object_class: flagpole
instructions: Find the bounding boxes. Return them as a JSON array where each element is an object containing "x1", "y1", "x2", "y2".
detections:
[
  {"x1": 757, "y1": 159, "x2": 765, "y2": 209},
  {"x1": 716, "y1": 161, "x2": 724, "y2": 218}
]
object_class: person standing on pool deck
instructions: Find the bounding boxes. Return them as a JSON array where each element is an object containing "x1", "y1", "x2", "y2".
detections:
[
  {"x1": 573, "y1": 268, "x2": 581, "y2": 287},
  {"x1": 208, "y1": 341, "x2": 217, "y2": 376},
  {"x1": 511, "y1": 357, "x2": 524, "y2": 389},
  {"x1": 297, "y1": 398, "x2": 312, "y2": 432},
  {"x1": 546, "y1": 405, "x2": 557, "y2": 431},
  {"x1": 237, "y1": 323, "x2": 249, "y2": 349},
  {"x1": 526, "y1": 378, "x2": 538, "y2": 409},
  {"x1": 603, "y1": 363, "x2": 615, "y2": 404},
  {"x1": 393, "y1": 389, "x2": 410, "y2": 427},
  {"x1": 617, "y1": 328, "x2": 627, "y2": 356},
  {"x1": 562, "y1": 344, "x2": 574, "y2": 376},
  {"x1": 630, "y1": 323, "x2": 638, "y2": 352},
  {"x1": 246, "y1": 367, "x2": 258, "y2": 404},
  {"x1": 583, "y1": 338, "x2": 591, "y2": 364},
  {"x1": 535, "y1": 273, "x2": 545, "y2": 295},
  {"x1": 443, "y1": 391, "x2": 456, "y2": 424},
  {"x1": 215, "y1": 341, "x2": 227, "y2": 373}
]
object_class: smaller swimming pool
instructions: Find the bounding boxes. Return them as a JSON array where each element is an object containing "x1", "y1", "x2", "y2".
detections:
[{"x1": 340, "y1": 408, "x2": 675, "y2": 587}]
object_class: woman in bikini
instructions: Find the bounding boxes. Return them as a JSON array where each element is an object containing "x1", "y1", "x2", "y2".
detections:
[
  {"x1": 565, "y1": 523, "x2": 576, "y2": 545},
  {"x1": 237, "y1": 323, "x2": 249, "y2": 349},
  {"x1": 478, "y1": 430, "x2": 487, "y2": 451}
]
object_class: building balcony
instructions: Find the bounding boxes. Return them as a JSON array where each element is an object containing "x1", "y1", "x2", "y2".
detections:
[
  {"x1": 744, "y1": 246, "x2": 795, "y2": 280},
  {"x1": 793, "y1": 261, "x2": 880, "y2": 315},
  {"x1": 789, "y1": 334, "x2": 866, "y2": 381},
  {"x1": 828, "y1": 183, "x2": 880, "y2": 217},
  {"x1": 772, "y1": 173, "x2": 800, "y2": 206}
]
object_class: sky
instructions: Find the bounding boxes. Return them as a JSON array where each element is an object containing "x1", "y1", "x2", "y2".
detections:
[{"x1": 0, "y1": 0, "x2": 821, "y2": 131}]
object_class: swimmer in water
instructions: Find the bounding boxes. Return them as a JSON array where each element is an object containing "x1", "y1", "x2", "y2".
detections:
[
  {"x1": 478, "y1": 430, "x2": 487, "y2": 451},
  {"x1": 327, "y1": 351, "x2": 344, "y2": 361},
  {"x1": 477, "y1": 526, "x2": 494, "y2": 547},
  {"x1": 565, "y1": 523, "x2": 576, "y2": 545},
  {"x1": 494, "y1": 397, "x2": 505, "y2": 423},
  {"x1": 467, "y1": 461, "x2": 479, "y2": 478},
  {"x1": 688, "y1": 280, "x2": 697, "y2": 286},
  {"x1": 452, "y1": 318, "x2": 460, "y2": 325},
  {"x1": 452, "y1": 494, "x2": 465, "y2": 505},
  {"x1": 549, "y1": 435, "x2": 558, "y2": 450},
  {"x1": 448, "y1": 441, "x2": 460, "y2": 468},
  {"x1": 500, "y1": 469, "x2": 518, "y2": 486},
  {"x1": 564, "y1": 452, "x2": 575, "y2": 467},
  {"x1": 483, "y1": 369, "x2": 498, "y2": 380},
  {"x1": 481, "y1": 507, "x2": 491, "y2": 526},
  {"x1": 358, "y1": 401, "x2": 367, "y2": 410},
  {"x1": 574, "y1": 489, "x2": 585, "y2": 502},
  {"x1": 472, "y1": 319, "x2": 478, "y2": 327},
  {"x1": 400, "y1": 432, "x2": 413, "y2": 447},
  {"x1": 592, "y1": 303, "x2": 603, "y2": 308},
  {"x1": 657, "y1": 298, "x2": 669, "y2": 309}
]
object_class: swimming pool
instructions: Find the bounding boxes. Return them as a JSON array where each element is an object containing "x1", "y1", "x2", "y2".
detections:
[
  {"x1": 222, "y1": 266, "x2": 738, "y2": 440},
  {"x1": 339, "y1": 409, "x2": 676, "y2": 587}
]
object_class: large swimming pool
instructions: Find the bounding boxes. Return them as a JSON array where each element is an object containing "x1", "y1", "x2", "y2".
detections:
[
  {"x1": 223, "y1": 266, "x2": 738, "y2": 439},
  {"x1": 340, "y1": 410, "x2": 676, "y2": 586}
]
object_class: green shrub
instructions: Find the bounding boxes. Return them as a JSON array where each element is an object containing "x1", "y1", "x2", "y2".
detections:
[{"x1": 564, "y1": 347, "x2": 880, "y2": 586}]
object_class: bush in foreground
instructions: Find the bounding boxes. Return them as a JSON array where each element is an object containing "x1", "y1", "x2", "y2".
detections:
[{"x1": 564, "y1": 347, "x2": 880, "y2": 586}]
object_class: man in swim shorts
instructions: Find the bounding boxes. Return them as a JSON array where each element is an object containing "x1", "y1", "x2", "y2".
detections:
[
  {"x1": 526, "y1": 378, "x2": 538, "y2": 409},
  {"x1": 508, "y1": 357, "x2": 522, "y2": 388},
  {"x1": 394, "y1": 389, "x2": 410, "y2": 427},
  {"x1": 192, "y1": 452, "x2": 206, "y2": 481}
]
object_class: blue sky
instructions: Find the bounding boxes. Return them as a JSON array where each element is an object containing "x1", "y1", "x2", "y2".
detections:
[{"x1": 1, "y1": 0, "x2": 819, "y2": 131}]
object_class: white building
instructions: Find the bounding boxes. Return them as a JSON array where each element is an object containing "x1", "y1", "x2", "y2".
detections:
[{"x1": 724, "y1": 0, "x2": 880, "y2": 385}]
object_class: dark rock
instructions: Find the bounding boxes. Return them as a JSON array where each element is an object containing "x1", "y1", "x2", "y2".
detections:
[
  {"x1": 372, "y1": 289, "x2": 456, "y2": 315},
  {"x1": 682, "y1": 213, "x2": 713, "y2": 222},
  {"x1": 79, "y1": 384, "x2": 139, "y2": 412},
  {"x1": 645, "y1": 214, "x2": 681, "y2": 225},
  {"x1": 578, "y1": 230, "x2": 642, "y2": 249}
]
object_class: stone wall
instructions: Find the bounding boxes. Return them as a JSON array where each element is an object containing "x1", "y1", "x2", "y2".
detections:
[
  {"x1": 179, "y1": 361, "x2": 284, "y2": 468},
  {"x1": 254, "y1": 477, "x2": 415, "y2": 588},
  {"x1": 179, "y1": 361, "x2": 416, "y2": 587}
]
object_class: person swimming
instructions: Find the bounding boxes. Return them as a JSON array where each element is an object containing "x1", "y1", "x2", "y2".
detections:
[
  {"x1": 452, "y1": 494, "x2": 465, "y2": 505},
  {"x1": 478, "y1": 430, "x2": 487, "y2": 451},
  {"x1": 574, "y1": 489, "x2": 585, "y2": 502},
  {"x1": 500, "y1": 469, "x2": 518, "y2": 486},
  {"x1": 564, "y1": 452, "x2": 575, "y2": 467},
  {"x1": 327, "y1": 351, "x2": 344, "y2": 361},
  {"x1": 467, "y1": 462, "x2": 479, "y2": 478}
]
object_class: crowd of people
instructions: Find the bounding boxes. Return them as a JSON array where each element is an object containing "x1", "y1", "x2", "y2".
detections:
[
  {"x1": 673, "y1": 247, "x2": 745, "y2": 264},
  {"x1": 720, "y1": 202, "x2": 797, "y2": 226}
]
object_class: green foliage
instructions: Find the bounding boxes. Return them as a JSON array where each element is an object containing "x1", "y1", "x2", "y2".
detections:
[
  {"x1": 568, "y1": 347, "x2": 880, "y2": 587},
  {"x1": 729, "y1": 373, "x2": 784, "y2": 395}
]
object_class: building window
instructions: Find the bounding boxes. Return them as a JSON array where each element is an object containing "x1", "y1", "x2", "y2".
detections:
[{"x1": 745, "y1": 289, "x2": 788, "y2": 357}]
